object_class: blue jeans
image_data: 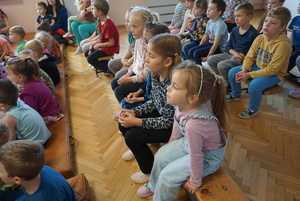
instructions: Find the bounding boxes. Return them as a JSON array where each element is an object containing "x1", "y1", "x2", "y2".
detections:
[
  {"x1": 188, "y1": 42, "x2": 222, "y2": 65},
  {"x1": 71, "y1": 21, "x2": 96, "y2": 44},
  {"x1": 228, "y1": 64, "x2": 281, "y2": 111},
  {"x1": 182, "y1": 41, "x2": 198, "y2": 60},
  {"x1": 148, "y1": 137, "x2": 224, "y2": 201}
]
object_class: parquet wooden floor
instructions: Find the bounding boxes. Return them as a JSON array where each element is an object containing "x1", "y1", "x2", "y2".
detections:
[{"x1": 65, "y1": 11, "x2": 300, "y2": 201}]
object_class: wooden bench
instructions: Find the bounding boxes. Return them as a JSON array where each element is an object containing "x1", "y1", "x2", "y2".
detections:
[
  {"x1": 44, "y1": 64, "x2": 74, "y2": 179},
  {"x1": 194, "y1": 167, "x2": 249, "y2": 201}
]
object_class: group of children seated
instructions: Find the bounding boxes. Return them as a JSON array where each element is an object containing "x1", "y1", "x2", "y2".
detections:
[{"x1": 0, "y1": 0, "x2": 299, "y2": 200}]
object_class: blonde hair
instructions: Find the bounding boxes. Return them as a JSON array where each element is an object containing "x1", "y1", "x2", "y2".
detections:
[
  {"x1": 149, "y1": 33, "x2": 182, "y2": 68},
  {"x1": 130, "y1": 6, "x2": 160, "y2": 24},
  {"x1": 25, "y1": 39, "x2": 44, "y2": 58},
  {"x1": 171, "y1": 60, "x2": 230, "y2": 135},
  {"x1": 9, "y1": 25, "x2": 26, "y2": 39},
  {"x1": 266, "y1": 6, "x2": 291, "y2": 27},
  {"x1": 35, "y1": 31, "x2": 51, "y2": 49}
]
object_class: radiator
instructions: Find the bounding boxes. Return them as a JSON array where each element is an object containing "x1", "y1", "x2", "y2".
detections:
[{"x1": 146, "y1": 0, "x2": 179, "y2": 23}]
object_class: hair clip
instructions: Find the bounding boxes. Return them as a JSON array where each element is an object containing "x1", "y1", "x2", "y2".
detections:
[{"x1": 197, "y1": 65, "x2": 203, "y2": 96}]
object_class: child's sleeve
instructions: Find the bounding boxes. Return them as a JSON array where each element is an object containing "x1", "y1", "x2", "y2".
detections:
[
  {"x1": 179, "y1": 10, "x2": 189, "y2": 34},
  {"x1": 174, "y1": 4, "x2": 187, "y2": 28},
  {"x1": 225, "y1": 31, "x2": 234, "y2": 52},
  {"x1": 242, "y1": 36, "x2": 260, "y2": 71}
]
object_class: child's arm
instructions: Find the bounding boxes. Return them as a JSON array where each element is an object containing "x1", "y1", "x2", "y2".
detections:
[
  {"x1": 121, "y1": 44, "x2": 133, "y2": 67},
  {"x1": 201, "y1": 35, "x2": 221, "y2": 62},
  {"x1": 2, "y1": 115, "x2": 17, "y2": 141},
  {"x1": 179, "y1": 10, "x2": 189, "y2": 35},
  {"x1": 93, "y1": 38, "x2": 115, "y2": 50},
  {"x1": 199, "y1": 32, "x2": 208, "y2": 45},
  {"x1": 0, "y1": 43, "x2": 8, "y2": 60}
]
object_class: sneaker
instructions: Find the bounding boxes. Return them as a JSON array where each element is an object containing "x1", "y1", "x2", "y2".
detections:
[
  {"x1": 239, "y1": 109, "x2": 259, "y2": 119},
  {"x1": 113, "y1": 113, "x2": 119, "y2": 120},
  {"x1": 289, "y1": 90, "x2": 300, "y2": 98},
  {"x1": 227, "y1": 94, "x2": 241, "y2": 102},
  {"x1": 137, "y1": 184, "x2": 154, "y2": 198},
  {"x1": 131, "y1": 171, "x2": 150, "y2": 184},
  {"x1": 122, "y1": 150, "x2": 135, "y2": 161},
  {"x1": 74, "y1": 46, "x2": 83, "y2": 55},
  {"x1": 68, "y1": 39, "x2": 75, "y2": 45},
  {"x1": 63, "y1": 32, "x2": 73, "y2": 38}
]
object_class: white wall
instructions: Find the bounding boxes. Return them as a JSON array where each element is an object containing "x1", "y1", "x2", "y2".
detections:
[{"x1": 284, "y1": 0, "x2": 298, "y2": 18}]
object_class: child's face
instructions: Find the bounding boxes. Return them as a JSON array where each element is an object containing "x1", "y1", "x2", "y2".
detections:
[
  {"x1": 234, "y1": 9, "x2": 251, "y2": 27},
  {"x1": 8, "y1": 32, "x2": 19, "y2": 43},
  {"x1": 267, "y1": 0, "x2": 283, "y2": 11},
  {"x1": 129, "y1": 15, "x2": 145, "y2": 39},
  {"x1": 125, "y1": 12, "x2": 131, "y2": 31},
  {"x1": 193, "y1": 3, "x2": 206, "y2": 17},
  {"x1": 91, "y1": 5, "x2": 101, "y2": 18},
  {"x1": 145, "y1": 42, "x2": 167, "y2": 74},
  {"x1": 0, "y1": 163, "x2": 15, "y2": 184},
  {"x1": 167, "y1": 71, "x2": 189, "y2": 109},
  {"x1": 36, "y1": 5, "x2": 47, "y2": 15},
  {"x1": 263, "y1": 16, "x2": 285, "y2": 40},
  {"x1": 186, "y1": 0, "x2": 194, "y2": 10},
  {"x1": 142, "y1": 29, "x2": 154, "y2": 44},
  {"x1": 207, "y1": 3, "x2": 220, "y2": 19},
  {"x1": 36, "y1": 34, "x2": 48, "y2": 49},
  {"x1": 6, "y1": 68, "x2": 21, "y2": 85}
]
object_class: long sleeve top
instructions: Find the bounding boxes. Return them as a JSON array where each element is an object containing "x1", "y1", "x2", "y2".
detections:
[
  {"x1": 170, "y1": 3, "x2": 187, "y2": 28},
  {"x1": 179, "y1": 9, "x2": 195, "y2": 35},
  {"x1": 243, "y1": 33, "x2": 292, "y2": 80},
  {"x1": 133, "y1": 73, "x2": 174, "y2": 129},
  {"x1": 185, "y1": 15, "x2": 209, "y2": 43}
]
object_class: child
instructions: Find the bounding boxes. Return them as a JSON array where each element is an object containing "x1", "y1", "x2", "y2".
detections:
[
  {"x1": 84, "y1": 0, "x2": 120, "y2": 72},
  {"x1": 289, "y1": 55, "x2": 300, "y2": 98},
  {"x1": 108, "y1": 7, "x2": 135, "y2": 78},
  {"x1": 168, "y1": 0, "x2": 187, "y2": 34},
  {"x1": 136, "y1": 60, "x2": 229, "y2": 200},
  {"x1": 223, "y1": 0, "x2": 248, "y2": 32},
  {"x1": 6, "y1": 58, "x2": 63, "y2": 124},
  {"x1": 178, "y1": 0, "x2": 195, "y2": 36},
  {"x1": 8, "y1": 26, "x2": 26, "y2": 55},
  {"x1": 110, "y1": 7, "x2": 161, "y2": 103},
  {"x1": 0, "y1": 120, "x2": 8, "y2": 147},
  {"x1": 0, "y1": 36, "x2": 14, "y2": 61},
  {"x1": 181, "y1": 0, "x2": 209, "y2": 60},
  {"x1": 187, "y1": 0, "x2": 228, "y2": 65},
  {"x1": 118, "y1": 33, "x2": 182, "y2": 184},
  {"x1": 25, "y1": 39, "x2": 60, "y2": 85},
  {"x1": 227, "y1": 7, "x2": 292, "y2": 118},
  {"x1": 0, "y1": 140, "x2": 77, "y2": 200},
  {"x1": 256, "y1": 0, "x2": 285, "y2": 32},
  {"x1": 36, "y1": 2, "x2": 55, "y2": 28},
  {"x1": 19, "y1": 49, "x2": 55, "y2": 95},
  {"x1": 63, "y1": 0, "x2": 95, "y2": 38},
  {"x1": 287, "y1": 1, "x2": 300, "y2": 72},
  {"x1": 207, "y1": 2, "x2": 259, "y2": 90},
  {"x1": 35, "y1": 31, "x2": 51, "y2": 55},
  {"x1": 36, "y1": 22, "x2": 63, "y2": 63},
  {"x1": 0, "y1": 79, "x2": 51, "y2": 144}
]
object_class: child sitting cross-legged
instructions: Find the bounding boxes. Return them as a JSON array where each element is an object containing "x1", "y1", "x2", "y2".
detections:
[
  {"x1": 227, "y1": 7, "x2": 292, "y2": 118},
  {"x1": 0, "y1": 79, "x2": 51, "y2": 144},
  {"x1": 0, "y1": 140, "x2": 77, "y2": 201},
  {"x1": 137, "y1": 60, "x2": 229, "y2": 200},
  {"x1": 8, "y1": 26, "x2": 26, "y2": 55},
  {"x1": 6, "y1": 58, "x2": 63, "y2": 124}
]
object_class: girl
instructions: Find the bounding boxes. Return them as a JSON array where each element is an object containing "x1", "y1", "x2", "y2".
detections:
[
  {"x1": 108, "y1": 7, "x2": 135, "y2": 78},
  {"x1": 178, "y1": 0, "x2": 195, "y2": 37},
  {"x1": 137, "y1": 60, "x2": 229, "y2": 200},
  {"x1": 168, "y1": 0, "x2": 186, "y2": 34},
  {"x1": 112, "y1": 21, "x2": 170, "y2": 119},
  {"x1": 118, "y1": 33, "x2": 182, "y2": 184},
  {"x1": 181, "y1": 0, "x2": 208, "y2": 60},
  {"x1": 35, "y1": 31, "x2": 51, "y2": 55},
  {"x1": 6, "y1": 58, "x2": 63, "y2": 124}
]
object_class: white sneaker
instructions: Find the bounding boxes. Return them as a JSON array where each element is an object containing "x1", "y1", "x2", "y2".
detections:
[
  {"x1": 63, "y1": 32, "x2": 73, "y2": 38},
  {"x1": 289, "y1": 90, "x2": 300, "y2": 98},
  {"x1": 74, "y1": 46, "x2": 83, "y2": 55},
  {"x1": 122, "y1": 150, "x2": 135, "y2": 161},
  {"x1": 131, "y1": 171, "x2": 150, "y2": 184}
]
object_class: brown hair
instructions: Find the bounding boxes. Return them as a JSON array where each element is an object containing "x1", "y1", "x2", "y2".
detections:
[
  {"x1": 0, "y1": 140, "x2": 44, "y2": 180},
  {"x1": 92, "y1": 0, "x2": 109, "y2": 15},
  {"x1": 266, "y1": 6, "x2": 291, "y2": 27},
  {"x1": 25, "y1": 39, "x2": 44, "y2": 58},
  {"x1": 9, "y1": 26, "x2": 26, "y2": 39},
  {"x1": 195, "y1": 0, "x2": 208, "y2": 13},
  {"x1": 148, "y1": 33, "x2": 182, "y2": 68},
  {"x1": 235, "y1": 2, "x2": 255, "y2": 16},
  {"x1": 0, "y1": 120, "x2": 9, "y2": 147},
  {"x1": 171, "y1": 60, "x2": 230, "y2": 135},
  {"x1": 6, "y1": 57, "x2": 40, "y2": 83},
  {"x1": 210, "y1": 0, "x2": 226, "y2": 16},
  {"x1": 37, "y1": 22, "x2": 52, "y2": 33},
  {"x1": 0, "y1": 80, "x2": 18, "y2": 106}
]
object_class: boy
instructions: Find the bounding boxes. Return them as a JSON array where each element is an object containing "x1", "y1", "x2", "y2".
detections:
[
  {"x1": 287, "y1": 1, "x2": 300, "y2": 72},
  {"x1": 36, "y1": 22, "x2": 63, "y2": 63},
  {"x1": 85, "y1": 0, "x2": 120, "y2": 72},
  {"x1": 8, "y1": 26, "x2": 26, "y2": 55},
  {"x1": 25, "y1": 39, "x2": 60, "y2": 85},
  {"x1": 207, "y1": 2, "x2": 259, "y2": 91},
  {"x1": 227, "y1": 7, "x2": 292, "y2": 118},
  {"x1": 0, "y1": 80, "x2": 51, "y2": 144},
  {"x1": 223, "y1": 0, "x2": 248, "y2": 32},
  {"x1": 256, "y1": 0, "x2": 285, "y2": 32},
  {"x1": 0, "y1": 140, "x2": 76, "y2": 201},
  {"x1": 187, "y1": 0, "x2": 228, "y2": 65}
]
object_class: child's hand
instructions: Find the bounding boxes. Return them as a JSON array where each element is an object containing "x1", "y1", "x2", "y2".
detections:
[
  {"x1": 201, "y1": 57, "x2": 207, "y2": 62},
  {"x1": 235, "y1": 72, "x2": 251, "y2": 83},
  {"x1": 117, "y1": 77, "x2": 132, "y2": 85},
  {"x1": 181, "y1": 39, "x2": 189, "y2": 45},
  {"x1": 119, "y1": 111, "x2": 141, "y2": 128},
  {"x1": 233, "y1": 52, "x2": 245, "y2": 61},
  {"x1": 184, "y1": 179, "x2": 199, "y2": 194},
  {"x1": 124, "y1": 97, "x2": 143, "y2": 104}
]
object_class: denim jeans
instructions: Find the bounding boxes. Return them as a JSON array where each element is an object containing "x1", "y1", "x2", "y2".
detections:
[
  {"x1": 148, "y1": 137, "x2": 224, "y2": 201},
  {"x1": 228, "y1": 64, "x2": 281, "y2": 111},
  {"x1": 181, "y1": 41, "x2": 198, "y2": 60}
]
